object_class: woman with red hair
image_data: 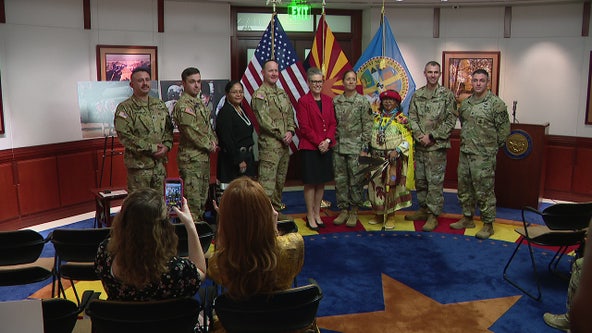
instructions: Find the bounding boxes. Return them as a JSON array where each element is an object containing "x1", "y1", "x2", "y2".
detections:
[
  {"x1": 208, "y1": 177, "x2": 313, "y2": 332},
  {"x1": 368, "y1": 90, "x2": 414, "y2": 229}
]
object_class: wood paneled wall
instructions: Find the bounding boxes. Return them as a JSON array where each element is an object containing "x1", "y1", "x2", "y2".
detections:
[
  {"x1": 444, "y1": 130, "x2": 592, "y2": 203},
  {"x1": 1, "y1": 131, "x2": 592, "y2": 227},
  {"x1": 544, "y1": 135, "x2": 592, "y2": 201}
]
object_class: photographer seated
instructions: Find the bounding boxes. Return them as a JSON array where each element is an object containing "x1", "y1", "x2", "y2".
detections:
[
  {"x1": 95, "y1": 188, "x2": 206, "y2": 300},
  {"x1": 207, "y1": 177, "x2": 312, "y2": 333}
]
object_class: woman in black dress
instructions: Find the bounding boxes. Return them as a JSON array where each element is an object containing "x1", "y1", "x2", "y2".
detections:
[{"x1": 216, "y1": 80, "x2": 256, "y2": 185}]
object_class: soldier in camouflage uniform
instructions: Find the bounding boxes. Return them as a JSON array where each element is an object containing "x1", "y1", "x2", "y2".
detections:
[
  {"x1": 543, "y1": 257, "x2": 584, "y2": 330},
  {"x1": 332, "y1": 70, "x2": 373, "y2": 227},
  {"x1": 172, "y1": 67, "x2": 218, "y2": 221},
  {"x1": 251, "y1": 60, "x2": 296, "y2": 220},
  {"x1": 114, "y1": 67, "x2": 173, "y2": 192},
  {"x1": 407, "y1": 61, "x2": 458, "y2": 232},
  {"x1": 449, "y1": 69, "x2": 510, "y2": 239}
]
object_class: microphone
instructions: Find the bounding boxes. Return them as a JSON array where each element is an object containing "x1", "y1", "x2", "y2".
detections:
[{"x1": 512, "y1": 100, "x2": 518, "y2": 123}]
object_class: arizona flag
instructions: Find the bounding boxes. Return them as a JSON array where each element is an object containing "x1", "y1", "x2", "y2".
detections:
[
  {"x1": 305, "y1": 14, "x2": 355, "y2": 98},
  {"x1": 240, "y1": 14, "x2": 308, "y2": 139},
  {"x1": 354, "y1": 15, "x2": 416, "y2": 114}
]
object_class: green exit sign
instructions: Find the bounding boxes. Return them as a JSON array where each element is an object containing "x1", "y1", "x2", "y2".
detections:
[{"x1": 288, "y1": 0, "x2": 311, "y2": 20}]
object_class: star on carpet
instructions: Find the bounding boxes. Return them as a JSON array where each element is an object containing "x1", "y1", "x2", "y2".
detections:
[{"x1": 317, "y1": 274, "x2": 521, "y2": 333}]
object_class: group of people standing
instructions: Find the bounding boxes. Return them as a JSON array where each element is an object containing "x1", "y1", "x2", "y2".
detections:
[
  {"x1": 113, "y1": 59, "x2": 511, "y2": 243},
  {"x1": 407, "y1": 62, "x2": 510, "y2": 240},
  {"x1": 294, "y1": 60, "x2": 509, "y2": 240},
  {"x1": 409, "y1": 62, "x2": 510, "y2": 239}
]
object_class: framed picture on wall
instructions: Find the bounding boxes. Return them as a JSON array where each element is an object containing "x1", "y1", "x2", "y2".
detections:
[
  {"x1": 586, "y1": 51, "x2": 592, "y2": 124},
  {"x1": 442, "y1": 51, "x2": 500, "y2": 106},
  {"x1": 96, "y1": 45, "x2": 157, "y2": 81}
]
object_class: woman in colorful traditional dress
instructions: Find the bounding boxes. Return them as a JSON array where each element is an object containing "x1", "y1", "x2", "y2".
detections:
[{"x1": 367, "y1": 90, "x2": 414, "y2": 229}]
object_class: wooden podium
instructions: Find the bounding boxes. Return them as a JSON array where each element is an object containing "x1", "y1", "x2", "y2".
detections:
[{"x1": 495, "y1": 123, "x2": 549, "y2": 209}]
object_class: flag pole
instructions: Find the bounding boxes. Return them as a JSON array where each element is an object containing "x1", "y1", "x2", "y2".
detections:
[
  {"x1": 271, "y1": 13, "x2": 276, "y2": 60},
  {"x1": 321, "y1": 0, "x2": 326, "y2": 77},
  {"x1": 267, "y1": 0, "x2": 281, "y2": 60},
  {"x1": 380, "y1": 0, "x2": 386, "y2": 70}
]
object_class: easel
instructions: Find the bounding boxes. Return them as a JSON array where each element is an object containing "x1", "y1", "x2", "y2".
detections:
[
  {"x1": 93, "y1": 130, "x2": 127, "y2": 228},
  {"x1": 99, "y1": 132, "x2": 120, "y2": 188}
]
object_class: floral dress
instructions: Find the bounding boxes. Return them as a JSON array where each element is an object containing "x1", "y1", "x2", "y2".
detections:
[
  {"x1": 368, "y1": 110, "x2": 414, "y2": 215},
  {"x1": 94, "y1": 239, "x2": 201, "y2": 301}
]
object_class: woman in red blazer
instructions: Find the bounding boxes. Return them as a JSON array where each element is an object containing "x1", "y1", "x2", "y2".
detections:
[{"x1": 296, "y1": 67, "x2": 337, "y2": 230}]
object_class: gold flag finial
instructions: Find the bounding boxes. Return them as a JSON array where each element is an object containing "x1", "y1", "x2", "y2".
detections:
[{"x1": 266, "y1": 0, "x2": 282, "y2": 14}]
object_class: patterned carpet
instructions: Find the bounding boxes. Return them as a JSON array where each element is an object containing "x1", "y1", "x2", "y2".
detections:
[{"x1": 3, "y1": 190, "x2": 574, "y2": 332}]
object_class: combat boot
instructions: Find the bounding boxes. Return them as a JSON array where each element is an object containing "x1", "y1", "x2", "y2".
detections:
[
  {"x1": 404, "y1": 207, "x2": 429, "y2": 221},
  {"x1": 422, "y1": 214, "x2": 439, "y2": 232},
  {"x1": 475, "y1": 223, "x2": 494, "y2": 239},
  {"x1": 345, "y1": 208, "x2": 358, "y2": 228},
  {"x1": 333, "y1": 210, "x2": 349, "y2": 225},
  {"x1": 385, "y1": 214, "x2": 395, "y2": 230},
  {"x1": 449, "y1": 216, "x2": 475, "y2": 229},
  {"x1": 368, "y1": 214, "x2": 383, "y2": 225},
  {"x1": 543, "y1": 313, "x2": 569, "y2": 331}
]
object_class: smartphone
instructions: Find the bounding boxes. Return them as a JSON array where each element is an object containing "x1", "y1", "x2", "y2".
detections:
[{"x1": 164, "y1": 178, "x2": 183, "y2": 215}]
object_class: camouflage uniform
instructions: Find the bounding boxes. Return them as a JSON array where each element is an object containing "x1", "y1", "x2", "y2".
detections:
[
  {"x1": 457, "y1": 91, "x2": 510, "y2": 224},
  {"x1": 114, "y1": 95, "x2": 173, "y2": 192},
  {"x1": 333, "y1": 93, "x2": 373, "y2": 209},
  {"x1": 173, "y1": 92, "x2": 218, "y2": 221},
  {"x1": 251, "y1": 84, "x2": 295, "y2": 210},
  {"x1": 567, "y1": 258, "x2": 584, "y2": 314},
  {"x1": 408, "y1": 85, "x2": 457, "y2": 216}
]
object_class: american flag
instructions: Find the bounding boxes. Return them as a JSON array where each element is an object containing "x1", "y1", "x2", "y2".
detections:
[{"x1": 241, "y1": 14, "x2": 309, "y2": 140}]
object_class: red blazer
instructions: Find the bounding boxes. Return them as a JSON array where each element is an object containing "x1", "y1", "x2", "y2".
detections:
[{"x1": 295, "y1": 92, "x2": 337, "y2": 151}]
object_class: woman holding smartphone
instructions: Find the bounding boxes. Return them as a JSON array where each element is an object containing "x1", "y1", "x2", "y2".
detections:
[
  {"x1": 95, "y1": 188, "x2": 206, "y2": 300},
  {"x1": 208, "y1": 177, "x2": 312, "y2": 332}
]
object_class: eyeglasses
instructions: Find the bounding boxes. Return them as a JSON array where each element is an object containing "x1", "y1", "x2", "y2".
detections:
[
  {"x1": 310, "y1": 80, "x2": 323, "y2": 85},
  {"x1": 229, "y1": 90, "x2": 244, "y2": 94}
]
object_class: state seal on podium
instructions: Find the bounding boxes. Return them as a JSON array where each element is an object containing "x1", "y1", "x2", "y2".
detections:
[{"x1": 504, "y1": 129, "x2": 533, "y2": 159}]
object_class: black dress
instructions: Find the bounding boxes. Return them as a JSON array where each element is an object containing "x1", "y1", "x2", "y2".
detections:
[
  {"x1": 215, "y1": 101, "x2": 256, "y2": 183},
  {"x1": 300, "y1": 99, "x2": 334, "y2": 185}
]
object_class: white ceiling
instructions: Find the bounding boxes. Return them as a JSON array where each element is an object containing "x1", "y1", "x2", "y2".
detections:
[{"x1": 170, "y1": 0, "x2": 583, "y2": 10}]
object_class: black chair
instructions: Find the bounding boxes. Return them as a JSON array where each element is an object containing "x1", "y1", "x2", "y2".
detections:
[
  {"x1": 174, "y1": 221, "x2": 217, "y2": 332},
  {"x1": 0, "y1": 229, "x2": 53, "y2": 286},
  {"x1": 214, "y1": 281, "x2": 323, "y2": 333},
  {"x1": 175, "y1": 221, "x2": 215, "y2": 257},
  {"x1": 50, "y1": 228, "x2": 111, "y2": 304},
  {"x1": 42, "y1": 298, "x2": 79, "y2": 333},
  {"x1": 42, "y1": 289, "x2": 101, "y2": 333},
  {"x1": 85, "y1": 297, "x2": 200, "y2": 333},
  {"x1": 278, "y1": 220, "x2": 298, "y2": 234},
  {"x1": 503, "y1": 202, "x2": 592, "y2": 301}
]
